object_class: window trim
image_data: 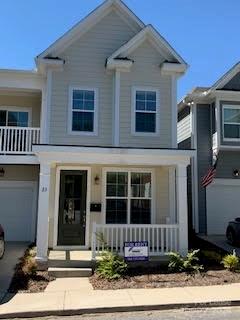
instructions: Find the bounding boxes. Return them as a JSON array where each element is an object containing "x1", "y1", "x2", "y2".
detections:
[
  {"x1": 222, "y1": 104, "x2": 240, "y2": 141},
  {"x1": 0, "y1": 106, "x2": 32, "y2": 127},
  {"x1": 68, "y1": 86, "x2": 98, "y2": 136},
  {"x1": 131, "y1": 86, "x2": 160, "y2": 137},
  {"x1": 102, "y1": 167, "x2": 156, "y2": 225}
]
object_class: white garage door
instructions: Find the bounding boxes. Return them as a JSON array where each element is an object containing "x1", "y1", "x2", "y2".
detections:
[
  {"x1": 206, "y1": 179, "x2": 240, "y2": 235},
  {"x1": 0, "y1": 181, "x2": 37, "y2": 241}
]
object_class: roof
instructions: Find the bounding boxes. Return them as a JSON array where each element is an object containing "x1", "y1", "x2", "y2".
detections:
[
  {"x1": 211, "y1": 61, "x2": 240, "y2": 90},
  {"x1": 178, "y1": 61, "x2": 240, "y2": 110},
  {"x1": 108, "y1": 24, "x2": 187, "y2": 66},
  {"x1": 36, "y1": 0, "x2": 145, "y2": 60}
]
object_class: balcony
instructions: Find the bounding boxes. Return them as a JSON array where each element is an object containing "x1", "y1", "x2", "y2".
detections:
[{"x1": 0, "y1": 127, "x2": 40, "y2": 155}]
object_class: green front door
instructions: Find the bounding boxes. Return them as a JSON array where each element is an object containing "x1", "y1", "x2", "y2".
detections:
[{"x1": 57, "y1": 170, "x2": 87, "y2": 246}]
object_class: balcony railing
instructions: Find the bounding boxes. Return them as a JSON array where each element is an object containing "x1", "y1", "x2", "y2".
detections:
[
  {"x1": 0, "y1": 126, "x2": 40, "y2": 155},
  {"x1": 92, "y1": 223, "x2": 179, "y2": 259}
]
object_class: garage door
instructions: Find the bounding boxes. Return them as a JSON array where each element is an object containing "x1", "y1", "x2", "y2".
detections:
[
  {"x1": 0, "y1": 181, "x2": 37, "y2": 241},
  {"x1": 206, "y1": 179, "x2": 240, "y2": 235}
]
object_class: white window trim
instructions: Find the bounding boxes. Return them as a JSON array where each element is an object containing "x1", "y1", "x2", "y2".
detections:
[
  {"x1": 131, "y1": 86, "x2": 160, "y2": 137},
  {"x1": 68, "y1": 86, "x2": 98, "y2": 136},
  {"x1": 222, "y1": 104, "x2": 240, "y2": 142},
  {"x1": 102, "y1": 167, "x2": 156, "y2": 225},
  {"x1": 0, "y1": 106, "x2": 32, "y2": 127}
]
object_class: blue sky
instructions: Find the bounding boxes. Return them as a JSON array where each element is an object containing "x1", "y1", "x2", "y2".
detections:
[{"x1": 0, "y1": 0, "x2": 239, "y2": 99}]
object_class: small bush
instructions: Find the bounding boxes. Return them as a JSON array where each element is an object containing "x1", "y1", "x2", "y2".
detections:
[
  {"x1": 96, "y1": 251, "x2": 128, "y2": 280},
  {"x1": 22, "y1": 256, "x2": 37, "y2": 276},
  {"x1": 168, "y1": 249, "x2": 203, "y2": 273},
  {"x1": 221, "y1": 251, "x2": 239, "y2": 272}
]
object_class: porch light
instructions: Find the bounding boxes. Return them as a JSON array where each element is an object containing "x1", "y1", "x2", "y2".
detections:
[
  {"x1": 94, "y1": 174, "x2": 100, "y2": 185},
  {"x1": 0, "y1": 168, "x2": 4, "y2": 177},
  {"x1": 233, "y1": 169, "x2": 240, "y2": 178}
]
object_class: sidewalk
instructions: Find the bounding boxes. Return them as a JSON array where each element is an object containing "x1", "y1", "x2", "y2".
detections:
[{"x1": 1, "y1": 278, "x2": 240, "y2": 319}]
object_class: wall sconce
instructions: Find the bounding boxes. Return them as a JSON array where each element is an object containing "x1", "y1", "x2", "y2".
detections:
[
  {"x1": 233, "y1": 169, "x2": 240, "y2": 178},
  {"x1": 0, "y1": 168, "x2": 5, "y2": 177},
  {"x1": 94, "y1": 175, "x2": 100, "y2": 185}
]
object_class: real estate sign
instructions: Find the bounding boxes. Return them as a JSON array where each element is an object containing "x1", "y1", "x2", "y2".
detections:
[{"x1": 124, "y1": 241, "x2": 149, "y2": 261}]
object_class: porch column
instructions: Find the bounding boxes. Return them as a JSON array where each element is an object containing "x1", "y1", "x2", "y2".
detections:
[
  {"x1": 36, "y1": 162, "x2": 51, "y2": 268},
  {"x1": 176, "y1": 164, "x2": 188, "y2": 255}
]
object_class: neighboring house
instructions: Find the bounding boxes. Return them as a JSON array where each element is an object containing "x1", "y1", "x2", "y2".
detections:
[
  {"x1": 178, "y1": 62, "x2": 240, "y2": 237},
  {"x1": 0, "y1": 0, "x2": 193, "y2": 267}
]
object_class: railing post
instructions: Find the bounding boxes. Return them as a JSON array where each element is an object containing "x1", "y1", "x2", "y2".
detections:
[{"x1": 92, "y1": 222, "x2": 96, "y2": 260}]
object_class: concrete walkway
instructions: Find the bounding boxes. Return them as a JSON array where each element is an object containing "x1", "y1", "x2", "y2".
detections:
[
  {"x1": 0, "y1": 278, "x2": 240, "y2": 318},
  {"x1": 0, "y1": 242, "x2": 27, "y2": 293}
]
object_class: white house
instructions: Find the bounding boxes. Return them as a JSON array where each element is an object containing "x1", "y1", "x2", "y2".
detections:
[{"x1": 0, "y1": 0, "x2": 193, "y2": 268}]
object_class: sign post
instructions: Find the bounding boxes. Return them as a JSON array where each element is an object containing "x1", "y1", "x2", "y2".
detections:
[{"x1": 124, "y1": 241, "x2": 149, "y2": 262}]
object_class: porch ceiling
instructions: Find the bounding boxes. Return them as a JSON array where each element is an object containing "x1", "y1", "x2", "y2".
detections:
[{"x1": 33, "y1": 144, "x2": 195, "y2": 166}]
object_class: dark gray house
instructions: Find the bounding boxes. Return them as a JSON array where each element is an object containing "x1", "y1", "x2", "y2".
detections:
[{"x1": 178, "y1": 62, "x2": 240, "y2": 236}]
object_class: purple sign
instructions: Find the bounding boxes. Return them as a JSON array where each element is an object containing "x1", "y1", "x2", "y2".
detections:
[{"x1": 124, "y1": 241, "x2": 149, "y2": 261}]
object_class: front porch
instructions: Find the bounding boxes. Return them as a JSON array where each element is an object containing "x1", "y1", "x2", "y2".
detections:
[{"x1": 33, "y1": 145, "x2": 194, "y2": 267}]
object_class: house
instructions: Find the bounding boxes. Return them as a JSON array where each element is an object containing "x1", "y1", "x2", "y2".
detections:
[
  {"x1": 178, "y1": 62, "x2": 240, "y2": 237},
  {"x1": 0, "y1": 0, "x2": 193, "y2": 268}
]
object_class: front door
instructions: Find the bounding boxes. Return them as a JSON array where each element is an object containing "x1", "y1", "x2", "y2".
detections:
[{"x1": 57, "y1": 170, "x2": 87, "y2": 246}]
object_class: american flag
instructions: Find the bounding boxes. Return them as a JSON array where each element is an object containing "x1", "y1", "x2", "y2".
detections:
[{"x1": 201, "y1": 157, "x2": 218, "y2": 188}]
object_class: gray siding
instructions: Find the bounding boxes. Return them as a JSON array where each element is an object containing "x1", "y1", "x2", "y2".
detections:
[
  {"x1": 120, "y1": 40, "x2": 172, "y2": 148},
  {"x1": 179, "y1": 137, "x2": 191, "y2": 149},
  {"x1": 222, "y1": 72, "x2": 240, "y2": 91},
  {"x1": 196, "y1": 104, "x2": 212, "y2": 234},
  {"x1": 216, "y1": 150, "x2": 240, "y2": 178},
  {"x1": 178, "y1": 105, "x2": 190, "y2": 121},
  {"x1": 50, "y1": 9, "x2": 140, "y2": 146}
]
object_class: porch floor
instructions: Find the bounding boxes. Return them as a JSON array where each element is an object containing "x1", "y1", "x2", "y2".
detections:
[{"x1": 48, "y1": 250, "x2": 93, "y2": 262}]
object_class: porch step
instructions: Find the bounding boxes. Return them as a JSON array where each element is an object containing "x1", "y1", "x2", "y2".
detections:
[
  {"x1": 48, "y1": 259, "x2": 95, "y2": 269},
  {"x1": 48, "y1": 267, "x2": 92, "y2": 278}
]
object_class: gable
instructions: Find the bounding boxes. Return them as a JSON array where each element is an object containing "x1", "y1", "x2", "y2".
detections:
[
  {"x1": 37, "y1": 0, "x2": 144, "y2": 60},
  {"x1": 108, "y1": 25, "x2": 187, "y2": 65},
  {"x1": 60, "y1": 9, "x2": 139, "y2": 62},
  {"x1": 222, "y1": 72, "x2": 240, "y2": 91}
]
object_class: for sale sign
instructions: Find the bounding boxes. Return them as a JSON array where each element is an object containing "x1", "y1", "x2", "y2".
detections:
[{"x1": 124, "y1": 241, "x2": 149, "y2": 261}]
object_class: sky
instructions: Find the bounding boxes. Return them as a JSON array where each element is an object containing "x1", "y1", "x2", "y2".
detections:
[{"x1": 0, "y1": 0, "x2": 240, "y2": 99}]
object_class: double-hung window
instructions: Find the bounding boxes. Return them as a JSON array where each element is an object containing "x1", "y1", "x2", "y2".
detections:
[
  {"x1": 70, "y1": 88, "x2": 97, "y2": 134},
  {"x1": 0, "y1": 109, "x2": 29, "y2": 127},
  {"x1": 223, "y1": 105, "x2": 240, "y2": 140},
  {"x1": 105, "y1": 170, "x2": 152, "y2": 224},
  {"x1": 132, "y1": 88, "x2": 159, "y2": 135}
]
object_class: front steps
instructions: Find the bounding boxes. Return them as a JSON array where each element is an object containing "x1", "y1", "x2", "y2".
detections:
[
  {"x1": 48, "y1": 267, "x2": 92, "y2": 278},
  {"x1": 48, "y1": 250, "x2": 95, "y2": 278}
]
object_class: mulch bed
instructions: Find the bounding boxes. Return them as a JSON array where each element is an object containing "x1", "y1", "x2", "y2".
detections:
[
  {"x1": 9, "y1": 271, "x2": 54, "y2": 293},
  {"x1": 8, "y1": 246, "x2": 55, "y2": 293},
  {"x1": 90, "y1": 268, "x2": 240, "y2": 290}
]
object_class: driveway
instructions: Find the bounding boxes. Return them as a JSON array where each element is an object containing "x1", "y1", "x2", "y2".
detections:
[
  {"x1": 199, "y1": 235, "x2": 240, "y2": 256},
  {"x1": 0, "y1": 242, "x2": 27, "y2": 293}
]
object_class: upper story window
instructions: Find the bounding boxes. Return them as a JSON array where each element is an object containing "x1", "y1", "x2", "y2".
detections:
[
  {"x1": 223, "y1": 105, "x2": 240, "y2": 140},
  {"x1": 132, "y1": 87, "x2": 160, "y2": 136},
  {"x1": 0, "y1": 109, "x2": 29, "y2": 127},
  {"x1": 69, "y1": 87, "x2": 98, "y2": 135}
]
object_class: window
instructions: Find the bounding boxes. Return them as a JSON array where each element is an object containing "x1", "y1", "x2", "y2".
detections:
[
  {"x1": 223, "y1": 105, "x2": 240, "y2": 140},
  {"x1": 0, "y1": 110, "x2": 29, "y2": 127},
  {"x1": 70, "y1": 88, "x2": 97, "y2": 134},
  {"x1": 105, "y1": 170, "x2": 152, "y2": 224},
  {"x1": 132, "y1": 88, "x2": 159, "y2": 135}
]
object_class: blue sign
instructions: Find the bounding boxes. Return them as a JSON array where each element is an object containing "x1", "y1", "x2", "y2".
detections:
[{"x1": 124, "y1": 241, "x2": 149, "y2": 261}]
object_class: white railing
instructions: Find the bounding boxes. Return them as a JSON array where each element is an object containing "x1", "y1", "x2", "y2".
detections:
[
  {"x1": 0, "y1": 126, "x2": 40, "y2": 155},
  {"x1": 92, "y1": 223, "x2": 179, "y2": 259},
  {"x1": 177, "y1": 114, "x2": 191, "y2": 144}
]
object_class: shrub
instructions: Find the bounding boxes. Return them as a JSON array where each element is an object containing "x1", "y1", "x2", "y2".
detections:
[
  {"x1": 22, "y1": 256, "x2": 37, "y2": 276},
  {"x1": 221, "y1": 251, "x2": 239, "y2": 272},
  {"x1": 168, "y1": 249, "x2": 203, "y2": 273},
  {"x1": 96, "y1": 251, "x2": 128, "y2": 280}
]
